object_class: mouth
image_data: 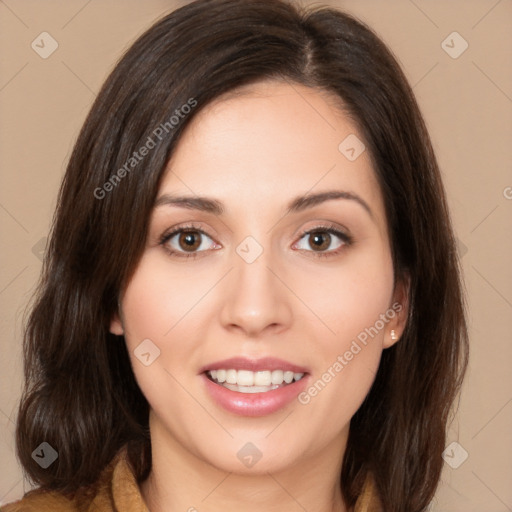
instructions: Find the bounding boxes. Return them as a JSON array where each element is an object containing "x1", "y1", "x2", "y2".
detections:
[
  {"x1": 200, "y1": 362, "x2": 310, "y2": 416},
  {"x1": 204, "y1": 368, "x2": 307, "y2": 394}
]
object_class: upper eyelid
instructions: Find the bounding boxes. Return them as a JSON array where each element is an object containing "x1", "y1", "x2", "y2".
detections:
[
  {"x1": 160, "y1": 223, "x2": 213, "y2": 241},
  {"x1": 161, "y1": 222, "x2": 348, "y2": 238}
]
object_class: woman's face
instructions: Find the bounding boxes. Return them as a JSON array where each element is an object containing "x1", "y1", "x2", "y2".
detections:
[{"x1": 111, "y1": 80, "x2": 407, "y2": 474}]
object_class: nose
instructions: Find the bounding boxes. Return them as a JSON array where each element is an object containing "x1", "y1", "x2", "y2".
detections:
[{"x1": 219, "y1": 242, "x2": 293, "y2": 337}]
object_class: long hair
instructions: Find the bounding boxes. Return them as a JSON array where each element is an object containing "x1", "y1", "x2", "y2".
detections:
[{"x1": 15, "y1": 1, "x2": 469, "y2": 510}]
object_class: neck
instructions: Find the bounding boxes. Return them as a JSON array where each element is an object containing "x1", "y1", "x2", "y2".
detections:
[{"x1": 140, "y1": 416, "x2": 350, "y2": 512}]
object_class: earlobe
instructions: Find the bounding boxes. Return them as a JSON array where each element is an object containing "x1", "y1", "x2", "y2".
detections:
[
  {"x1": 383, "y1": 273, "x2": 410, "y2": 349},
  {"x1": 109, "y1": 313, "x2": 124, "y2": 336}
]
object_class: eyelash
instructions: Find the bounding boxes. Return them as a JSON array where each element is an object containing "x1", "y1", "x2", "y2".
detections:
[{"x1": 158, "y1": 222, "x2": 353, "y2": 260}]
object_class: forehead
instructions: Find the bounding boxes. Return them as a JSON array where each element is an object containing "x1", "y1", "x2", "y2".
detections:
[{"x1": 159, "y1": 80, "x2": 385, "y2": 226}]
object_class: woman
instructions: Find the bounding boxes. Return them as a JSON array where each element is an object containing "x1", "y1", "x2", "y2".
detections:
[{"x1": 3, "y1": 0, "x2": 469, "y2": 510}]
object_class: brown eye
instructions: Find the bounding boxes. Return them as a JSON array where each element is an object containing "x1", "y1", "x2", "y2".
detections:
[
  {"x1": 308, "y1": 232, "x2": 332, "y2": 251},
  {"x1": 160, "y1": 226, "x2": 219, "y2": 259},
  {"x1": 293, "y1": 225, "x2": 352, "y2": 258},
  {"x1": 178, "y1": 231, "x2": 202, "y2": 252}
]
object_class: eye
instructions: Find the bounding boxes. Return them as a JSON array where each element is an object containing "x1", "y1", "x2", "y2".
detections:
[
  {"x1": 293, "y1": 224, "x2": 353, "y2": 258},
  {"x1": 159, "y1": 222, "x2": 353, "y2": 260},
  {"x1": 159, "y1": 224, "x2": 219, "y2": 259}
]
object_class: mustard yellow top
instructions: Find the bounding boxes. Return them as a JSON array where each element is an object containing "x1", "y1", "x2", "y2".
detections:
[{"x1": 1, "y1": 448, "x2": 383, "y2": 512}]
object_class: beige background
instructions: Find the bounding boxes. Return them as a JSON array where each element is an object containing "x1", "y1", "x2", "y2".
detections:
[{"x1": 1, "y1": 0, "x2": 511, "y2": 509}]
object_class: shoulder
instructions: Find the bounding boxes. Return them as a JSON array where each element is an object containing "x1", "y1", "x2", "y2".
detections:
[
  {"x1": 1, "y1": 446, "x2": 147, "y2": 512},
  {"x1": 0, "y1": 489, "x2": 78, "y2": 512},
  {"x1": 354, "y1": 472, "x2": 383, "y2": 512}
]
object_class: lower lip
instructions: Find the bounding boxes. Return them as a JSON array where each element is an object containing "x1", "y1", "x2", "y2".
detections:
[{"x1": 201, "y1": 373, "x2": 309, "y2": 417}]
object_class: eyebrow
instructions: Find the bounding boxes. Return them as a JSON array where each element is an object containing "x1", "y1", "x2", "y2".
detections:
[{"x1": 154, "y1": 190, "x2": 373, "y2": 219}]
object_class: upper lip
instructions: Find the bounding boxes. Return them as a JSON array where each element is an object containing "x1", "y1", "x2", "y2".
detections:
[{"x1": 199, "y1": 357, "x2": 310, "y2": 374}]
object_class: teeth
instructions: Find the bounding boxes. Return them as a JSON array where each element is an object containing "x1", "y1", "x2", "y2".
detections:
[
  {"x1": 222, "y1": 383, "x2": 281, "y2": 393},
  {"x1": 207, "y1": 369, "x2": 305, "y2": 388},
  {"x1": 236, "y1": 370, "x2": 254, "y2": 386},
  {"x1": 226, "y1": 369, "x2": 237, "y2": 384}
]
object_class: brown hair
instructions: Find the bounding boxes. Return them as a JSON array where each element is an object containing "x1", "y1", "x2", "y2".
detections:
[{"x1": 15, "y1": 1, "x2": 469, "y2": 510}]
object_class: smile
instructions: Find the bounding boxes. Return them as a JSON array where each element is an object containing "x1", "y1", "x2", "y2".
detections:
[{"x1": 206, "y1": 369, "x2": 305, "y2": 393}]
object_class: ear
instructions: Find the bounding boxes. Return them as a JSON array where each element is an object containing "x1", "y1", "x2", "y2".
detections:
[
  {"x1": 383, "y1": 272, "x2": 410, "y2": 349},
  {"x1": 109, "y1": 307, "x2": 124, "y2": 336}
]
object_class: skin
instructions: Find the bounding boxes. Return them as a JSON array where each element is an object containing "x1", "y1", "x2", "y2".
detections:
[{"x1": 111, "y1": 80, "x2": 409, "y2": 512}]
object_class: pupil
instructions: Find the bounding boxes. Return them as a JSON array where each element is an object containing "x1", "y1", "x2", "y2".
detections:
[
  {"x1": 311, "y1": 232, "x2": 330, "y2": 251},
  {"x1": 180, "y1": 231, "x2": 200, "y2": 250}
]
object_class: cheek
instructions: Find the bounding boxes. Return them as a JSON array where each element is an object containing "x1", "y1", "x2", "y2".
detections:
[
  {"x1": 295, "y1": 289, "x2": 391, "y2": 438},
  {"x1": 294, "y1": 248, "x2": 394, "y2": 408},
  {"x1": 119, "y1": 257, "x2": 199, "y2": 391},
  {"x1": 119, "y1": 258, "x2": 205, "y2": 418},
  {"x1": 299, "y1": 248, "x2": 394, "y2": 346},
  {"x1": 121, "y1": 255, "x2": 205, "y2": 345}
]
